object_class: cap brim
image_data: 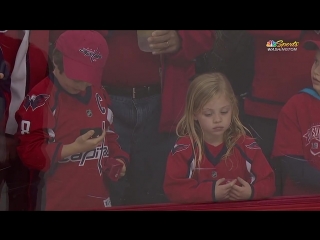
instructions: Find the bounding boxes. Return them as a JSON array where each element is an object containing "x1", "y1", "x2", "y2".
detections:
[
  {"x1": 303, "y1": 40, "x2": 320, "y2": 50},
  {"x1": 63, "y1": 55, "x2": 103, "y2": 86}
]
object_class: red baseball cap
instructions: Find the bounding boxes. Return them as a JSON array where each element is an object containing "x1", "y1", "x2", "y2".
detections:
[
  {"x1": 55, "y1": 30, "x2": 109, "y2": 86},
  {"x1": 304, "y1": 40, "x2": 320, "y2": 50}
]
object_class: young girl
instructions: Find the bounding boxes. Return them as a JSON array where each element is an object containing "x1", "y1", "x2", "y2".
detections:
[{"x1": 163, "y1": 72, "x2": 275, "y2": 204}]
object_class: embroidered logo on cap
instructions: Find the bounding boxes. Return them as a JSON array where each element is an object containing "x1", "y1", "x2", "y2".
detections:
[{"x1": 79, "y1": 47, "x2": 102, "y2": 62}]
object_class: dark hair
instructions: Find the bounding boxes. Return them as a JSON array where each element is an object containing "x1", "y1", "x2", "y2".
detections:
[{"x1": 52, "y1": 48, "x2": 64, "y2": 73}]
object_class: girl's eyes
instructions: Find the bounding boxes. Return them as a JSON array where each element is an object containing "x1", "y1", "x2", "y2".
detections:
[{"x1": 203, "y1": 111, "x2": 228, "y2": 117}]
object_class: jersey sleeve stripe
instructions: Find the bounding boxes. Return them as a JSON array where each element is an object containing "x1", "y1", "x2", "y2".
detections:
[
  {"x1": 235, "y1": 145, "x2": 257, "y2": 184},
  {"x1": 186, "y1": 155, "x2": 195, "y2": 178}
]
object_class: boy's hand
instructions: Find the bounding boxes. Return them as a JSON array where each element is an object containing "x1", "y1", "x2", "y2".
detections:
[
  {"x1": 214, "y1": 178, "x2": 237, "y2": 202},
  {"x1": 0, "y1": 73, "x2": 4, "y2": 79},
  {"x1": 115, "y1": 159, "x2": 126, "y2": 177},
  {"x1": 61, "y1": 130, "x2": 107, "y2": 159},
  {"x1": 74, "y1": 129, "x2": 106, "y2": 153},
  {"x1": 228, "y1": 177, "x2": 252, "y2": 201}
]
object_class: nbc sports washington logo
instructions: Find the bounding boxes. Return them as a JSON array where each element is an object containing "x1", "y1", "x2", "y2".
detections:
[{"x1": 266, "y1": 40, "x2": 299, "y2": 52}]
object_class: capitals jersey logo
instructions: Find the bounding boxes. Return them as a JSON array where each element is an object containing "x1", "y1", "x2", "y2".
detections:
[
  {"x1": 59, "y1": 121, "x2": 107, "y2": 175},
  {"x1": 245, "y1": 142, "x2": 261, "y2": 150},
  {"x1": 23, "y1": 94, "x2": 50, "y2": 111},
  {"x1": 171, "y1": 143, "x2": 190, "y2": 155},
  {"x1": 303, "y1": 125, "x2": 320, "y2": 145},
  {"x1": 303, "y1": 125, "x2": 320, "y2": 156}
]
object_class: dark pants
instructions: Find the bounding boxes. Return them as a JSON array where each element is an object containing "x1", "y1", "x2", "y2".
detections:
[
  {"x1": 0, "y1": 158, "x2": 30, "y2": 211},
  {"x1": 106, "y1": 93, "x2": 176, "y2": 206},
  {"x1": 242, "y1": 114, "x2": 281, "y2": 196}
]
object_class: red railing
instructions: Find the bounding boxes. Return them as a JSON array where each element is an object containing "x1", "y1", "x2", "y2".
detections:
[{"x1": 100, "y1": 195, "x2": 320, "y2": 211}]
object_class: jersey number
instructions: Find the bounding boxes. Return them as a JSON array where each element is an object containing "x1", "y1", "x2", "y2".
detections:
[{"x1": 21, "y1": 120, "x2": 31, "y2": 135}]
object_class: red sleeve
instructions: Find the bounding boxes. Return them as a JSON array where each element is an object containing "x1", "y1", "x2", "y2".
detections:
[
  {"x1": 241, "y1": 138, "x2": 276, "y2": 199},
  {"x1": 163, "y1": 137, "x2": 214, "y2": 204},
  {"x1": 105, "y1": 108, "x2": 129, "y2": 166},
  {"x1": 167, "y1": 30, "x2": 215, "y2": 64},
  {"x1": 272, "y1": 96, "x2": 303, "y2": 158},
  {"x1": 247, "y1": 30, "x2": 302, "y2": 39},
  {"x1": 15, "y1": 90, "x2": 63, "y2": 171}
]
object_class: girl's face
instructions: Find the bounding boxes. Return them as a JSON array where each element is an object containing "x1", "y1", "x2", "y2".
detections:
[
  {"x1": 194, "y1": 93, "x2": 232, "y2": 146},
  {"x1": 311, "y1": 50, "x2": 320, "y2": 95}
]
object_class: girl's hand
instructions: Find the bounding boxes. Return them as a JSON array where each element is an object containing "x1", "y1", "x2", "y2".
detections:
[
  {"x1": 228, "y1": 177, "x2": 252, "y2": 201},
  {"x1": 214, "y1": 178, "x2": 237, "y2": 202}
]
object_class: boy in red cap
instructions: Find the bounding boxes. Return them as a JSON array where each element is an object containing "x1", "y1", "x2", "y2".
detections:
[
  {"x1": 15, "y1": 30, "x2": 129, "y2": 210},
  {"x1": 272, "y1": 39, "x2": 320, "y2": 196}
]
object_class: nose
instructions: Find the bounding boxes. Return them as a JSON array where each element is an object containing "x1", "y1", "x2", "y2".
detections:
[{"x1": 213, "y1": 114, "x2": 222, "y2": 123}]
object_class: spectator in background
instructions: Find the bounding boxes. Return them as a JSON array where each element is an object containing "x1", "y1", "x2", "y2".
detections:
[
  {"x1": 272, "y1": 39, "x2": 320, "y2": 196},
  {"x1": 243, "y1": 30, "x2": 320, "y2": 195},
  {"x1": 0, "y1": 30, "x2": 49, "y2": 210}
]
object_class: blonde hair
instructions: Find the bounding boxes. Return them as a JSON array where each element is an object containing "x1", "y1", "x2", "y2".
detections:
[{"x1": 176, "y1": 72, "x2": 250, "y2": 168}]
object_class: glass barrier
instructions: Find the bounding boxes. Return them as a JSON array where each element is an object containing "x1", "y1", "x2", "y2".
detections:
[{"x1": 0, "y1": 30, "x2": 320, "y2": 211}]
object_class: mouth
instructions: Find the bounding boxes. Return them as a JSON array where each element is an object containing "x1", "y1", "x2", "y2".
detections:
[{"x1": 212, "y1": 127, "x2": 224, "y2": 131}]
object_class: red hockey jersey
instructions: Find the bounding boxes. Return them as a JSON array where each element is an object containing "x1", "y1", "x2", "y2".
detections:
[
  {"x1": 272, "y1": 89, "x2": 320, "y2": 196},
  {"x1": 164, "y1": 136, "x2": 275, "y2": 204},
  {"x1": 15, "y1": 75, "x2": 129, "y2": 210}
]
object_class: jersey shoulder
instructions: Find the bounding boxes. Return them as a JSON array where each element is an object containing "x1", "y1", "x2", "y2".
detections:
[
  {"x1": 22, "y1": 77, "x2": 55, "y2": 112},
  {"x1": 278, "y1": 92, "x2": 316, "y2": 123},
  {"x1": 26, "y1": 76, "x2": 54, "y2": 95},
  {"x1": 282, "y1": 92, "x2": 310, "y2": 112},
  {"x1": 170, "y1": 136, "x2": 193, "y2": 156},
  {"x1": 236, "y1": 135, "x2": 262, "y2": 151}
]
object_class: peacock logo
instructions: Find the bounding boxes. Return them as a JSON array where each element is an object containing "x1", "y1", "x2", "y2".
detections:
[{"x1": 266, "y1": 40, "x2": 277, "y2": 47}]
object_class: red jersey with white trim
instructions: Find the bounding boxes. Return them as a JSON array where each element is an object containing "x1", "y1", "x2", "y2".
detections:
[
  {"x1": 15, "y1": 75, "x2": 129, "y2": 210},
  {"x1": 164, "y1": 135, "x2": 275, "y2": 204},
  {"x1": 272, "y1": 89, "x2": 320, "y2": 196}
]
